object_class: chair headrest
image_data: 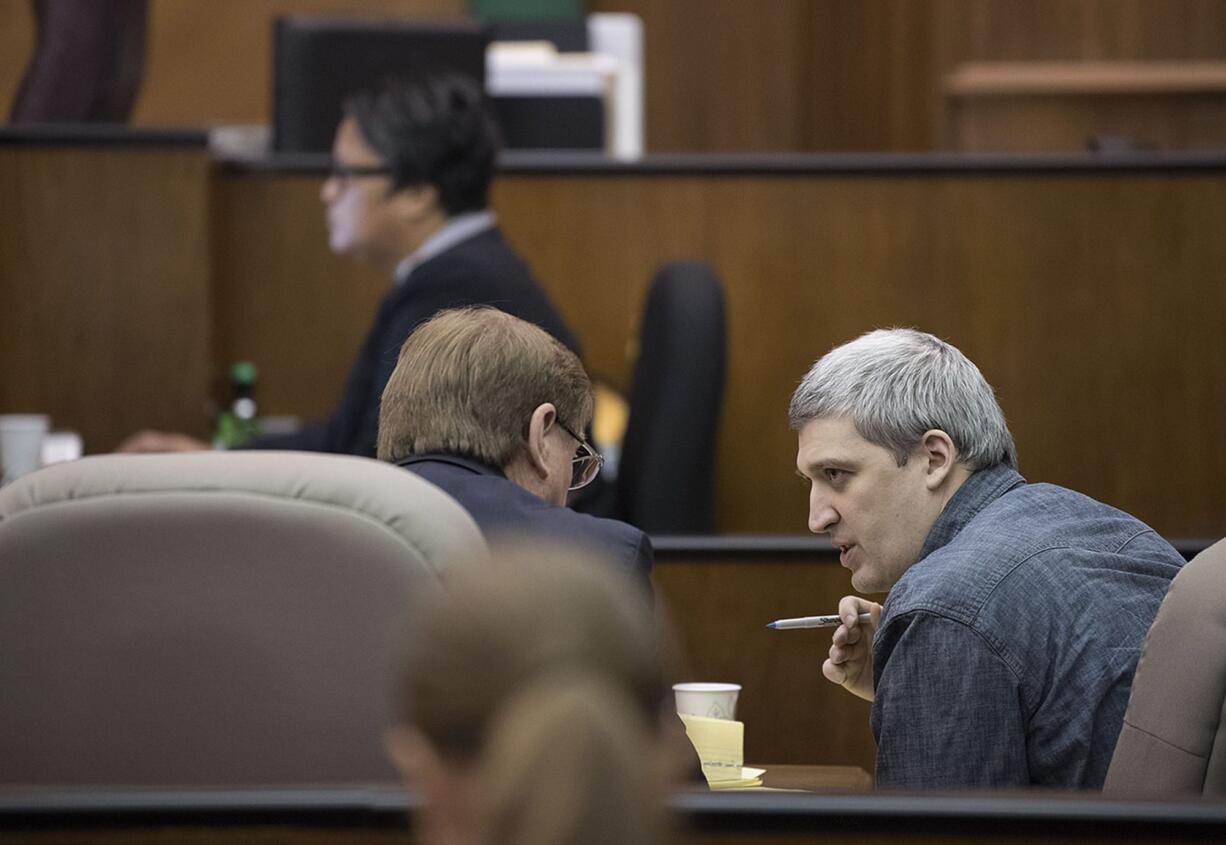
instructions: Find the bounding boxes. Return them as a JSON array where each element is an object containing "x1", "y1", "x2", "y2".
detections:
[{"x1": 0, "y1": 451, "x2": 487, "y2": 571}]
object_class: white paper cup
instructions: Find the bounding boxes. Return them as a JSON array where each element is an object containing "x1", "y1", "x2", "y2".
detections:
[
  {"x1": 673, "y1": 682, "x2": 741, "y2": 720},
  {"x1": 0, "y1": 414, "x2": 50, "y2": 484},
  {"x1": 41, "y1": 430, "x2": 83, "y2": 466}
]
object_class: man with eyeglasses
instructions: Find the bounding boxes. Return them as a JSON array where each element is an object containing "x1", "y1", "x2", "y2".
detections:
[
  {"x1": 377, "y1": 307, "x2": 652, "y2": 584},
  {"x1": 119, "y1": 74, "x2": 577, "y2": 459}
]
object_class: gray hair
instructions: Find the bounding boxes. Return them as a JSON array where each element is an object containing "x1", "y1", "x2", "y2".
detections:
[{"x1": 788, "y1": 328, "x2": 1017, "y2": 470}]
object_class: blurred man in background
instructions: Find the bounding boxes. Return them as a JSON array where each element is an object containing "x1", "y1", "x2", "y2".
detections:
[{"x1": 121, "y1": 74, "x2": 576, "y2": 457}]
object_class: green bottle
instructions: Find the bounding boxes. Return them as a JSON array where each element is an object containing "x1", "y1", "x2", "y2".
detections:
[{"x1": 213, "y1": 361, "x2": 260, "y2": 449}]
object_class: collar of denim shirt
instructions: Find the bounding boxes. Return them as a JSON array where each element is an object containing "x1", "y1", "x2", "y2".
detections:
[{"x1": 915, "y1": 463, "x2": 1026, "y2": 562}]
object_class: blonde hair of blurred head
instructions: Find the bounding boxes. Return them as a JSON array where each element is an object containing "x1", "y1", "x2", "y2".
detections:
[{"x1": 387, "y1": 539, "x2": 677, "y2": 845}]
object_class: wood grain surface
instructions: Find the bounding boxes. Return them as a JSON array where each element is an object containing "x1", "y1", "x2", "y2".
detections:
[
  {"x1": 5, "y1": 1, "x2": 1223, "y2": 152},
  {"x1": 203, "y1": 164, "x2": 1226, "y2": 538},
  {"x1": 0, "y1": 146, "x2": 213, "y2": 452},
  {"x1": 654, "y1": 553, "x2": 877, "y2": 773}
]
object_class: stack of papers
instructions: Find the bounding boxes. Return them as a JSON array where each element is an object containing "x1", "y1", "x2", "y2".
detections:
[
  {"x1": 678, "y1": 713, "x2": 765, "y2": 789},
  {"x1": 708, "y1": 766, "x2": 766, "y2": 790}
]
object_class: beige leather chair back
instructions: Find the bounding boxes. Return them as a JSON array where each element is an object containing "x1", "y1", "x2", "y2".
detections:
[
  {"x1": 1104, "y1": 538, "x2": 1226, "y2": 797},
  {"x1": 0, "y1": 452, "x2": 485, "y2": 787}
]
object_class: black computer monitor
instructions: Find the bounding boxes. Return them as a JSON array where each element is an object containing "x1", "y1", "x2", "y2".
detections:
[{"x1": 272, "y1": 16, "x2": 490, "y2": 153}]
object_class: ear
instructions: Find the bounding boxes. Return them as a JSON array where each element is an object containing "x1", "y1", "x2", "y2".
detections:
[
  {"x1": 524, "y1": 402, "x2": 559, "y2": 479},
  {"x1": 385, "y1": 725, "x2": 433, "y2": 789},
  {"x1": 918, "y1": 429, "x2": 959, "y2": 490},
  {"x1": 391, "y1": 182, "x2": 442, "y2": 220}
]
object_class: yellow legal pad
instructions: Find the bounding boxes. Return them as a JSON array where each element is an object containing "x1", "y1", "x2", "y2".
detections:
[{"x1": 678, "y1": 713, "x2": 766, "y2": 789}]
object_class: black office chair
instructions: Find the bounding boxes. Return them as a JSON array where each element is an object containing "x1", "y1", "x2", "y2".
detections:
[{"x1": 615, "y1": 261, "x2": 726, "y2": 534}]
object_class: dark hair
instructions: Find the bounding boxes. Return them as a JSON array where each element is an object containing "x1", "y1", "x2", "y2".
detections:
[{"x1": 344, "y1": 74, "x2": 500, "y2": 216}]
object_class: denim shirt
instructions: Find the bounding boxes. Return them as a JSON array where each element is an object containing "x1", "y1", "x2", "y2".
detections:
[{"x1": 871, "y1": 464, "x2": 1184, "y2": 789}]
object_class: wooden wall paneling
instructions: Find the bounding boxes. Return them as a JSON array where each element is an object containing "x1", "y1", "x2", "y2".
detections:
[
  {"x1": 0, "y1": 2, "x2": 34, "y2": 120},
  {"x1": 0, "y1": 0, "x2": 465, "y2": 127},
  {"x1": 588, "y1": 0, "x2": 816, "y2": 152},
  {"x1": 932, "y1": 0, "x2": 1226, "y2": 63},
  {"x1": 653, "y1": 555, "x2": 876, "y2": 772},
  {"x1": 930, "y1": 0, "x2": 1226, "y2": 149},
  {"x1": 495, "y1": 173, "x2": 1013, "y2": 533},
  {"x1": 2, "y1": 0, "x2": 936, "y2": 153},
  {"x1": 883, "y1": 172, "x2": 1226, "y2": 537},
  {"x1": 804, "y1": 1, "x2": 937, "y2": 151},
  {"x1": 948, "y1": 91, "x2": 1226, "y2": 152},
  {"x1": 135, "y1": 0, "x2": 465, "y2": 127},
  {"x1": 588, "y1": 0, "x2": 941, "y2": 152},
  {"x1": 210, "y1": 171, "x2": 387, "y2": 421},
  {"x1": 492, "y1": 174, "x2": 712, "y2": 390},
  {"x1": 491, "y1": 170, "x2": 1226, "y2": 537},
  {"x1": 9, "y1": 2, "x2": 1226, "y2": 153},
  {"x1": 705, "y1": 175, "x2": 1003, "y2": 531},
  {"x1": 210, "y1": 166, "x2": 1226, "y2": 537},
  {"x1": 0, "y1": 146, "x2": 212, "y2": 452}
]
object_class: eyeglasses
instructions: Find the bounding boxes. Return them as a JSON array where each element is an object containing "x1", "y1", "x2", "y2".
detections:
[
  {"x1": 557, "y1": 420, "x2": 604, "y2": 491},
  {"x1": 326, "y1": 162, "x2": 392, "y2": 185}
]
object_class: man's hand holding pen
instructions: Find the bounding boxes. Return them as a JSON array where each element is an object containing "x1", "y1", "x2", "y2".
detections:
[{"x1": 821, "y1": 596, "x2": 882, "y2": 702}]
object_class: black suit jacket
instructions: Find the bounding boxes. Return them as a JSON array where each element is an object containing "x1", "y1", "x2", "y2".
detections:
[
  {"x1": 398, "y1": 454, "x2": 653, "y2": 586},
  {"x1": 248, "y1": 226, "x2": 578, "y2": 457}
]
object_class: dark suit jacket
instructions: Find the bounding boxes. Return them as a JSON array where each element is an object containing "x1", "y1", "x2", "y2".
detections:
[
  {"x1": 248, "y1": 225, "x2": 578, "y2": 457},
  {"x1": 397, "y1": 454, "x2": 653, "y2": 585}
]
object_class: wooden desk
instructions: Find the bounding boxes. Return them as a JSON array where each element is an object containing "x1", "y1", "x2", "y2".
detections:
[
  {"x1": 653, "y1": 540, "x2": 876, "y2": 773},
  {"x1": 754, "y1": 764, "x2": 873, "y2": 791},
  {"x1": 5, "y1": 787, "x2": 1226, "y2": 845},
  {"x1": 654, "y1": 536, "x2": 1214, "y2": 781}
]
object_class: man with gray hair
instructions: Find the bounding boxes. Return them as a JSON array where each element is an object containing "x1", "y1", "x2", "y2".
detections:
[{"x1": 790, "y1": 328, "x2": 1182, "y2": 788}]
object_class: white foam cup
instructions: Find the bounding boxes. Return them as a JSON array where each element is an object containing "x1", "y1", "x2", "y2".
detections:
[
  {"x1": 673, "y1": 682, "x2": 742, "y2": 720},
  {"x1": 0, "y1": 414, "x2": 51, "y2": 484},
  {"x1": 41, "y1": 430, "x2": 83, "y2": 466}
]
